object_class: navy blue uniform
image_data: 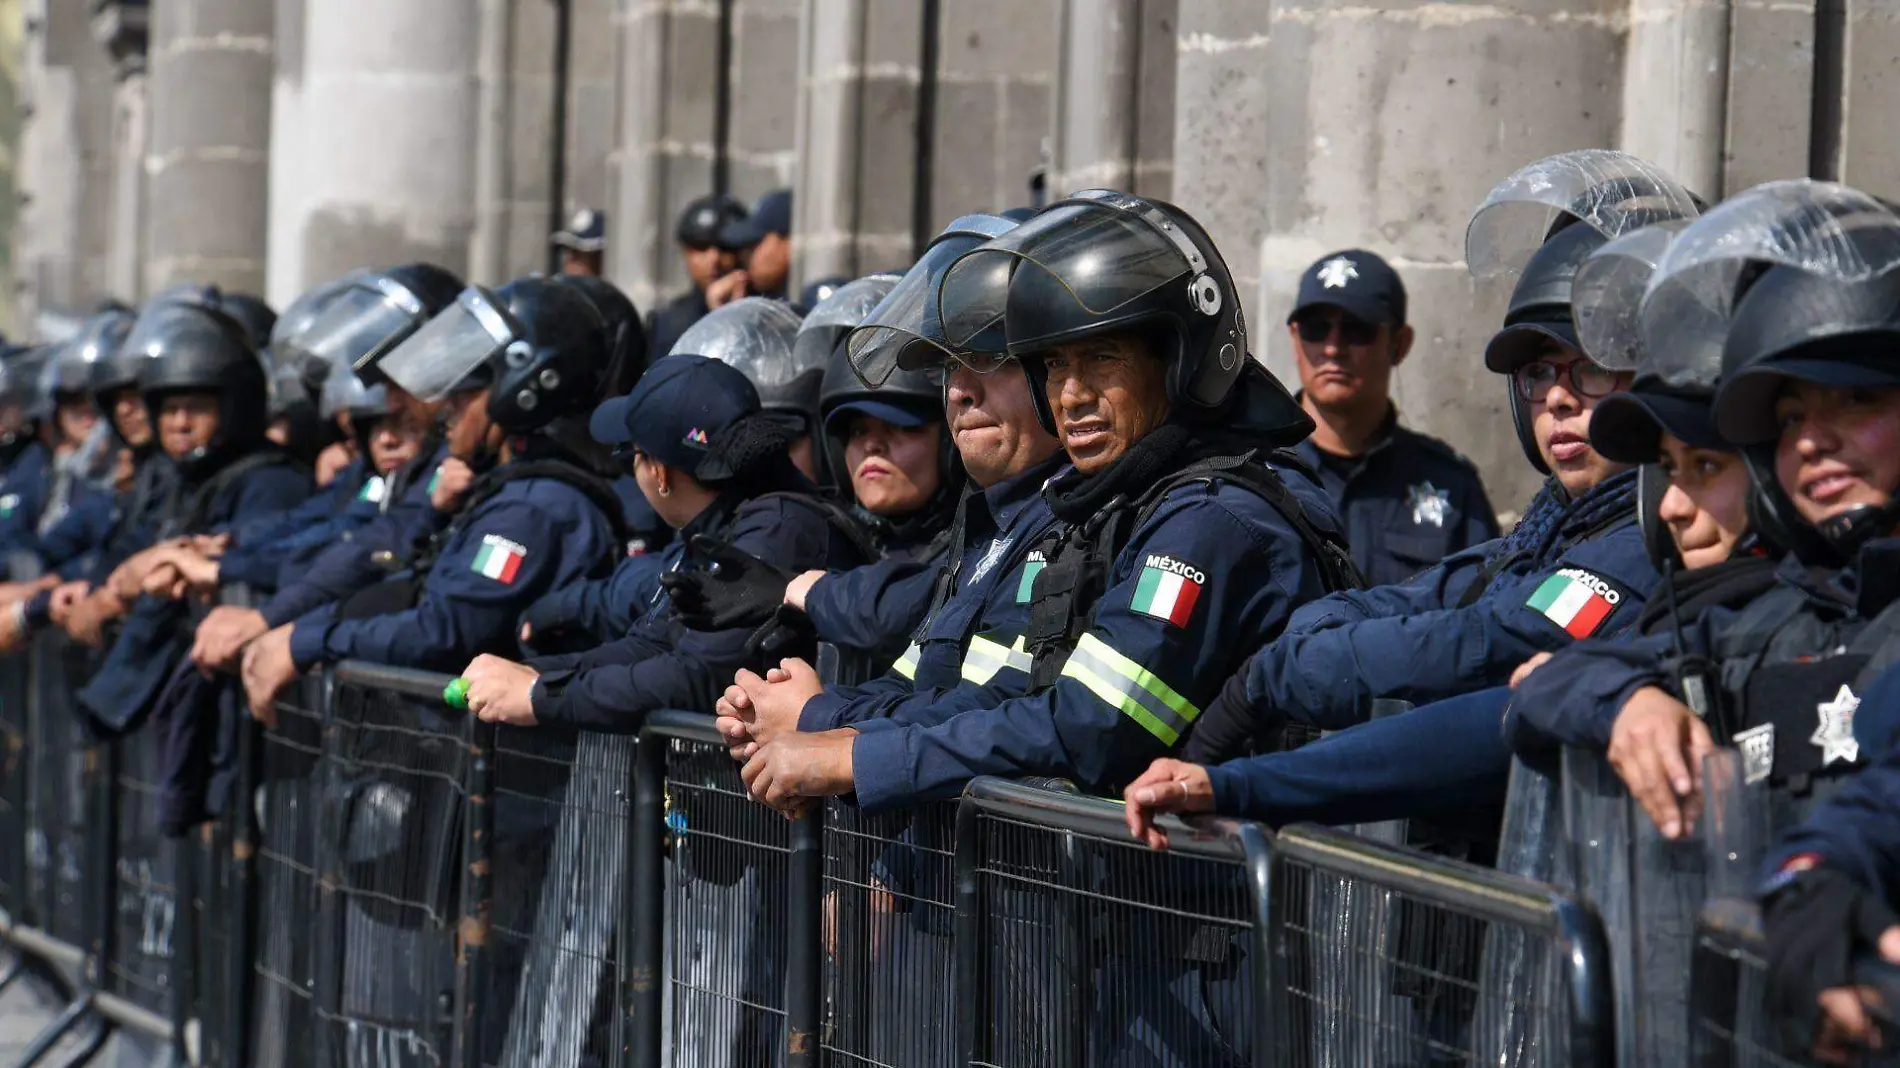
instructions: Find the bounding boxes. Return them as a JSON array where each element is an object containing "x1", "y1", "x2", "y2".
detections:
[
  {"x1": 34, "y1": 483, "x2": 117, "y2": 574},
  {"x1": 0, "y1": 441, "x2": 54, "y2": 568},
  {"x1": 1293, "y1": 414, "x2": 1499, "y2": 588},
  {"x1": 611, "y1": 475, "x2": 673, "y2": 557},
  {"x1": 1229, "y1": 469, "x2": 1654, "y2": 733},
  {"x1": 257, "y1": 443, "x2": 448, "y2": 627},
  {"x1": 801, "y1": 454, "x2": 1068, "y2": 731},
  {"x1": 647, "y1": 290, "x2": 710, "y2": 364},
  {"x1": 216, "y1": 460, "x2": 389, "y2": 591},
  {"x1": 849, "y1": 459, "x2": 1346, "y2": 811},
  {"x1": 802, "y1": 537, "x2": 944, "y2": 663},
  {"x1": 518, "y1": 545, "x2": 677, "y2": 653},
  {"x1": 527, "y1": 491, "x2": 864, "y2": 731},
  {"x1": 1763, "y1": 659, "x2": 1900, "y2": 899},
  {"x1": 287, "y1": 473, "x2": 619, "y2": 673}
]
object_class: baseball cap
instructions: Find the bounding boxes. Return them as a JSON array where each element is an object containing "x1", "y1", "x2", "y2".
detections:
[
  {"x1": 1590, "y1": 383, "x2": 1724, "y2": 464},
  {"x1": 552, "y1": 207, "x2": 607, "y2": 253},
  {"x1": 677, "y1": 194, "x2": 747, "y2": 249},
  {"x1": 1483, "y1": 318, "x2": 1584, "y2": 374},
  {"x1": 824, "y1": 397, "x2": 933, "y2": 434},
  {"x1": 1288, "y1": 250, "x2": 1407, "y2": 328},
  {"x1": 589, "y1": 354, "x2": 762, "y2": 476},
  {"x1": 718, "y1": 189, "x2": 793, "y2": 250},
  {"x1": 1717, "y1": 351, "x2": 1900, "y2": 445}
]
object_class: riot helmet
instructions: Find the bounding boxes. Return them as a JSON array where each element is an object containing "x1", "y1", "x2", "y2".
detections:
[
  {"x1": 1647, "y1": 180, "x2": 1900, "y2": 563},
  {"x1": 0, "y1": 346, "x2": 47, "y2": 459},
  {"x1": 669, "y1": 296, "x2": 810, "y2": 406},
  {"x1": 818, "y1": 338, "x2": 959, "y2": 515},
  {"x1": 790, "y1": 274, "x2": 901, "y2": 430},
  {"x1": 938, "y1": 189, "x2": 1308, "y2": 442},
  {"x1": 846, "y1": 214, "x2": 1020, "y2": 388},
  {"x1": 282, "y1": 263, "x2": 465, "y2": 387},
  {"x1": 128, "y1": 301, "x2": 271, "y2": 477},
  {"x1": 216, "y1": 293, "x2": 277, "y2": 350},
  {"x1": 551, "y1": 274, "x2": 650, "y2": 397},
  {"x1": 1465, "y1": 150, "x2": 1704, "y2": 473}
]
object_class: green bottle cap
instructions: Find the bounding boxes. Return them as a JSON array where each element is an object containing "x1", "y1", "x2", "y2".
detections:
[{"x1": 443, "y1": 677, "x2": 471, "y2": 710}]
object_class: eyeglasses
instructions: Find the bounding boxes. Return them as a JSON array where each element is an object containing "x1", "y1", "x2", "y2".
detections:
[
  {"x1": 1512, "y1": 359, "x2": 1624, "y2": 401},
  {"x1": 1294, "y1": 314, "x2": 1379, "y2": 347},
  {"x1": 945, "y1": 351, "x2": 1014, "y2": 376}
]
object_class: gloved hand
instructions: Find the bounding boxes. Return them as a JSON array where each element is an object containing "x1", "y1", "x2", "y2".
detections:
[
  {"x1": 1181, "y1": 667, "x2": 1272, "y2": 765},
  {"x1": 1764, "y1": 865, "x2": 1900, "y2": 1055},
  {"x1": 660, "y1": 536, "x2": 799, "y2": 631}
]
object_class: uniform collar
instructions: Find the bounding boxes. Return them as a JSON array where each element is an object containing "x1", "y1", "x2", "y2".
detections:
[
  {"x1": 1292, "y1": 397, "x2": 1401, "y2": 479},
  {"x1": 979, "y1": 452, "x2": 1068, "y2": 530}
]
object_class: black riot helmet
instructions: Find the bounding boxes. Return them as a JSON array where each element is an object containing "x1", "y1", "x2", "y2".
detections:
[
  {"x1": 550, "y1": 274, "x2": 649, "y2": 396},
  {"x1": 128, "y1": 301, "x2": 271, "y2": 477},
  {"x1": 939, "y1": 189, "x2": 1307, "y2": 441},
  {"x1": 1465, "y1": 150, "x2": 1705, "y2": 473},
  {"x1": 217, "y1": 292, "x2": 277, "y2": 350},
  {"x1": 266, "y1": 272, "x2": 365, "y2": 396},
  {"x1": 0, "y1": 346, "x2": 48, "y2": 457},
  {"x1": 846, "y1": 214, "x2": 1021, "y2": 387},
  {"x1": 790, "y1": 275, "x2": 901, "y2": 432},
  {"x1": 53, "y1": 308, "x2": 134, "y2": 404},
  {"x1": 818, "y1": 337, "x2": 959, "y2": 509},
  {"x1": 377, "y1": 276, "x2": 615, "y2": 469},
  {"x1": 1641, "y1": 179, "x2": 1900, "y2": 563},
  {"x1": 284, "y1": 263, "x2": 466, "y2": 387}
]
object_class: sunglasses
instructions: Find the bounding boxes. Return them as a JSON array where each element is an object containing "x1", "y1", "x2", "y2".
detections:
[
  {"x1": 1294, "y1": 314, "x2": 1380, "y2": 347},
  {"x1": 1512, "y1": 359, "x2": 1623, "y2": 401}
]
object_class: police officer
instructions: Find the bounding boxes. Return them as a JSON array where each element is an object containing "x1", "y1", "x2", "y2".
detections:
[
  {"x1": 552, "y1": 206, "x2": 607, "y2": 278},
  {"x1": 239, "y1": 275, "x2": 630, "y2": 717},
  {"x1": 648, "y1": 193, "x2": 748, "y2": 359},
  {"x1": 1287, "y1": 249, "x2": 1498, "y2": 584},
  {"x1": 0, "y1": 346, "x2": 58, "y2": 571},
  {"x1": 735, "y1": 188, "x2": 1356, "y2": 812},
  {"x1": 1180, "y1": 151, "x2": 1693, "y2": 761},
  {"x1": 707, "y1": 188, "x2": 792, "y2": 307},
  {"x1": 711, "y1": 213, "x2": 1068, "y2": 752},
  {"x1": 74, "y1": 300, "x2": 314, "y2": 733},
  {"x1": 454, "y1": 345, "x2": 873, "y2": 732},
  {"x1": 1502, "y1": 180, "x2": 1900, "y2": 841}
]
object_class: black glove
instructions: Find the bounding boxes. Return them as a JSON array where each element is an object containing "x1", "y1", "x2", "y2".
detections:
[
  {"x1": 658, "y1": 536, "x2": 799, "y2": 631},
  {"x1": 1763, "y1": 866, "x2": 1900, "y2": 1048},
  {"x1": 1181, "y1": 667, "x2": 1275, "y2": 765},
  {"x1": 743, "y1": 604, "x2": 820, "y2": 670}
]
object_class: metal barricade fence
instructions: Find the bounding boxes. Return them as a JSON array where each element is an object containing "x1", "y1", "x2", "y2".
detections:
[
  {"x1": 250, "y1": 670, "x2": 330, "y2": 1068},
  {"x1": 1, "y1": 644, "x2": 30, "y2": 921},
  {"x1": 955, "y1": 777, "x2": 1271, "y2": 1068},
  {"x1": 1272, "y1": 823, "x2": 1615, "y2": 1068},
  {"x1": 316, "y1": 662, "x2": 484, "y2": 1068},
  {"x1": 26, "y1": 629, "x2": 100, "y2": 954}
]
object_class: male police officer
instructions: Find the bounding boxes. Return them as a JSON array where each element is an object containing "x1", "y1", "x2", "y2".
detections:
[
  {"x1": 707, "y1": 189, "x2": 793, "y2": 308},
  {"x1": 1287, "y1": 249, "x2": 1497, "y2": 584},
  {"x1": 648, "y1": 194, "x2": 748, "y2": 359},
  {"x1": 736, "y1": 189, "x2": 1356, "y2": 811},
  {"x1": 239, "y1": 276, "x2": 630, "y2": 717}
]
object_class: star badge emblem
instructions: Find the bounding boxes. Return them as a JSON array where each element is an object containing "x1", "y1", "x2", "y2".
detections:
[
  {"x1": 1811, "y1": 683, "x2": 1861, "y2": 766},
  {"x1": 1406, "y1": 481, "x2": 1450, "y2": 528},
  {"x1": 1317, "y1": 256, "x2": 1359, "y2": 290}
]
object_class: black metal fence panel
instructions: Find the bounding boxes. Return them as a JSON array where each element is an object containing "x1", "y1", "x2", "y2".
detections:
[
  {"x1": 106, "y1": 721, "x2": 181, "y2": 1021},
  {"x1": 317, "y1": 668, "x2": 475, "y2": 1068},
  {"x1": 653, "y1": 716, "x2": 791, "y2": 1068},
  {"x1": 820, "y1": 799, "x2": 959, "y2": 1068},
  {"x1": 251, "y1": 673, "x2": 329, "y2": 1068},
  {"x1": 0, "y1": 649, "x2": 30, "y2": 917},
  {"x1": 482, "y1": 726, "x2": 633, "y2": 1068},
  {"x1": 25, "y1": 630, "x2": 98, "y2": 951}
]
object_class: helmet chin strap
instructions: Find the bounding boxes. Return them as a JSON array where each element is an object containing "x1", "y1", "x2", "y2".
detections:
[{"x1": 1817, "y1": 499, "x2": 1900, "y2": 558}]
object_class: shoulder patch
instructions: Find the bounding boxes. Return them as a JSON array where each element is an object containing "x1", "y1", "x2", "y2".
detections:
[
  {"x1": 1525, "y1": 567, "x2": 1624, "y2": 638},
  {"x1": 1131, "y1": 554, "x2": 1206, "y2": 628},
  {"x1": 1015, "y1": 550, "x2": 1046, "y2": 603},
  {"x1": 471, "y1": 533, "x2": 528, "y2": 584}
]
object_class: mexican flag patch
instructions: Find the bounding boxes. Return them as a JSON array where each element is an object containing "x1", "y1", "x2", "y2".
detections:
[
  {"x1": 470, "y1": 534, "x2": 528, "y2": 584},
  {"x1": 358, "y1": 476, "x2": 387, "y2": 504},
  {"x1": 1131, "y1": 554, "x2": 1205, "y2": 627},
  {"x1": 1526, "y1": 568, "x2": 1621, "y2": 638},
  {"x1": 1016, "y1": 552, "x2": 1046, "y2": 603}
]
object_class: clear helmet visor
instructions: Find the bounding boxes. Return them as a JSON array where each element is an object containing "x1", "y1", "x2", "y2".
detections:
[
  {"x1": 378, "y1": 287, "x2": 519, "y2": 402},
  {"x1": 793, "y1": 274, "x2": 902, "y2": 383},
  {"x1": 294, "y1": 279, "x2": 428, "y2": 378},
  {"x1": 1570, "y1": 221, "x2": 1690, "y2": 377},
  {"x1": 937, "y1": 192, "x2": 1203, "y2": 350},
  {"x1": 1466, "y1": 149, "x2": 1704, "y2": 280},
  {"x1": 846, "y1": 231, "x2": 1005, "y2": 386},
  {"x1": 669, "y1": 296, "x2": 806, "y2": 384},
  {"x1": 1640, "y1": 180, "x2": 1900, "y2": 382},
  {"x1": 320, "y1": 370, "x2": 388, "y2": 421}
]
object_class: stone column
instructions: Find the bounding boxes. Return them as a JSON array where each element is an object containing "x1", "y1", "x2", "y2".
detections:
[
  {"x1": 1620, "y1": 0, "x2": 1732, "y2": 199},
  {"x1": 1722, "y1": 0, "x2": 1813, "y2": 192},
  {"x1": 1050, "y1": 0, "x2": 1174, "y2": 199},
  {"x1": 931, "y1": 0, "x2": 1059, "y2": 218},
  {"x1": 144, "y1": 0, "x2": 272, "y2": 297},
  {"x1": 1833, "y1": 0, "x2": 1900, "y2": 200},
  {"x1": 726, "y1": 0, "x2": 801, "y2": 202},
  {"x1": 608, "y1": 0, "x2": 721, "y2": 314},
  {"x1": 17, "y1": 0, "x2": 120, "y2": 321},
  {"x1": 1175, "y1": 0, "x2": 1626, "y2": 512},
  {"x1": 97, "y1": 1, "x2": 152, "y2": 303},
  {"x1": 268, "y1": 0, "x2": 477, "y2": 303}
]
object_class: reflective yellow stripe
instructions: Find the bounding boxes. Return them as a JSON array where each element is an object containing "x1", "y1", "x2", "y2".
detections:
[
  {"x1": 959, "y1": 634, "x2": 1032, "y2": 686},
  {"x1": 1059, "y1": 633, "x2": 1200, "y2": 745},
  {"x1": 892, "y1": 642, "x2": 921, "y2": 680}
]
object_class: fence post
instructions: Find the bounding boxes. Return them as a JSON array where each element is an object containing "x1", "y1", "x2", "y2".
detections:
[
  {"x1": 1554, "y1": 897, "x2": 1617, "y2": 1068},
  {"x1": 784, "y1": 803, "x2": 824, "y2": 1067},
  {"x1": 953, "y1": 793, "x2": 985, "y2": 1066},
  {"x1": 1236, "y1": 823, "x2": 1278, "y2": 1068},
  {"x1": 627, "y1": 729, "x2": 666, "y2": 1068},
  {"x1": 452, "y1": 718, "x2": 496, "y2": 1068},
  {"x1": 227, "y1": 712, "x2": 258, "y2": 1068}
]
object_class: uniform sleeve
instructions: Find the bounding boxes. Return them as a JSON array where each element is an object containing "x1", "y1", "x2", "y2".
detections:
[
  {"x1": 850, "y1": 494, "x2": 1309, "y2": 810},
  {"x1": 258, "y1": 506, "x2": 426, "y2": 628},
  {"x1": 217, "y1": 467, "x2": 314, "y2": 538},
  {"x1": 531, "y1": 499, "x2": 840, "y2": 732},
  {"x1": 1246, "y1": 531, "x2": 1657, "y2": 731},
  {"x1": 288, "y1": 499, "x2": 580, "y2": 673},
  {"x1": 797, "y1": 675, "x2": 927, "y2": 732},
  {"x1": 804, "y1": 555, "x2": 941, "y2": 658},
  {"x1": 1204, "y1": 687, "x2": 1514, "y2": 826},
  {"x1": 36, "y1": 492, "x2": 115, "y2": 572},
  {"x1": 1501, "y1": 632, "x2": 1680, "y2": 755},
  {"x1": 1283, "y1": 543, "x2": 1495, "y2": 633},
  {"x1": 1762, "y1": 669, "x2": 1900, "y2": 902}
]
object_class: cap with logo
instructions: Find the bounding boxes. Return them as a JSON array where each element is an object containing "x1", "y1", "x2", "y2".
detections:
[
  {"x1": 1287, "y1": 249, "x2": 1407, "y2": 327},
  {"x1": 553, "y1": 207, "x2": 608, "y2": 253},
  {"x1": 718, "y1": 189, "x2": 793, "y2": 250},
  {"x1": 589, "y1": 354, "x2": 763, "y2": 479}
]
